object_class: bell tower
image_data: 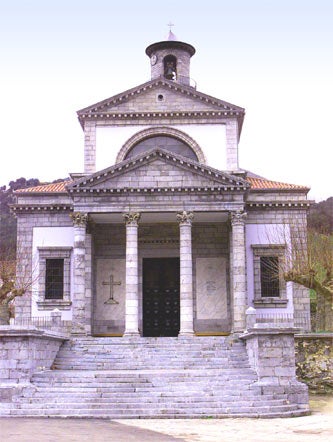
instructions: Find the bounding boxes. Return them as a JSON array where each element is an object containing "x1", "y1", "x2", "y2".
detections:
[{"x1": 145, "y1": 30, "x2": 196, "y2": 87}]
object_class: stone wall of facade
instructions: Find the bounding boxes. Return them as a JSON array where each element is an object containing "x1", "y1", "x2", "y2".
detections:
[
  {"x1": 246, "y1": 208, "x2": 311, "y2": 332},
  {"x1": 15, "y1": 212, "x2": 73, "y2": 319}
]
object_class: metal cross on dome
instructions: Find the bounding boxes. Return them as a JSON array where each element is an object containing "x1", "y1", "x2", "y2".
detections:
[{"x1": 167, "y1": 21, "x2": 174, "y2": 31}]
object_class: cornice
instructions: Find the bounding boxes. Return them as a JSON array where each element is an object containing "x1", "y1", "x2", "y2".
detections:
[
  {"x1": 246, "y1": 201, "x2": 311, "y2": 209},
  {"x1": 68, "y1": 185, "x2": 248, "y2": 195},
  {"x1": 10, "y1": 205, "x2": 73, "y2": 214},
  {"x1": 79, "y1": 108, "x2": 243, "y2": 118}
]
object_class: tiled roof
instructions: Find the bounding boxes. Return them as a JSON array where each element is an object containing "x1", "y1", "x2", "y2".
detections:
[
  {"x1": 15, "y1": 181, "x2": 70, "y2": 193},
  {"x1": 246, "y1": 176, "x2": 309, "y2": 191},
  {"x1": 15, "y1": 176, "x2": 308, "y2": 193}
]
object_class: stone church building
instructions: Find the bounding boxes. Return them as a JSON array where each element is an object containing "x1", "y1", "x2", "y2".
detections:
[
  {"x1": 2, "y1": 31, "x2": 312, "y2": 418},
  {"x1": 13, "y1": 31, "x2": 311, "y2": 337}
]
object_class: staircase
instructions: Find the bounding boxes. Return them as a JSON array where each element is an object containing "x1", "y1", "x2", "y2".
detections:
[{"x1": 0, "y1": 336, "x2": 308, "y2": 418}]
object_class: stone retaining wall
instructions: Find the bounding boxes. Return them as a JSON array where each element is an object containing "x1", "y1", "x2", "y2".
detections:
[
  {"x1": 0, "y1": 326, "x2": 68, "y2": 402},
  {"x1": 240, "y1": 326, "x2": 309, "y2": 411},
  {"x1": 295, "y1": 333, "x2": 333, "y2": 394}
]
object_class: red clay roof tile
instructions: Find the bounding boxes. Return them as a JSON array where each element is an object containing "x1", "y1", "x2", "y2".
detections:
[
  {"x1": 246, "y1": 177, "x2": 308, "y2": 191},
  {"x1": 15, "y1": 176, "x2": 308, "y2": 193},
  {"x1": 15, "y1": 181, "x2": 70, "y2": 193}
]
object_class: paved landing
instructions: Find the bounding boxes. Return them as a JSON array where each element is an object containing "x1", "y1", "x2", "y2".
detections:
[{"x1": 0, "y1": 418, "x2": 183, "y2": 442}]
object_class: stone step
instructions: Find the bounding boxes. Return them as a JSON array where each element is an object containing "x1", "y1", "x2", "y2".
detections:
[
  {"x1": 1, "y1": 336, "x2": 308, "y2": 419},
  {"x1": 52, "y1": 363, "x2": 251, "y2": 369},
  {"x1": 57, "y1": 348, "x2": 247, "y2": 355},
  {"x1": 33, "y1": 379, "x2": 257, "y2": 387},
  {"x1": 13, "y1": 400, "x2": 298, "y2": 412},
  {"x1": 54, "y1": 353, "x2": 247, "y2": 359},
  {"x1": 5, "y1": 410, "x2": 307, "y2": 418},
  {"x1": 27, "y1": 392, "x2": 286, "y2": 403},
  {"x1": 32, "y1": 371, "x2": 257, "y2": 381},
  {"x1": 54, "y1": 360, "x2": 246, "y2": 364},
  {"x1": 5, "y1": 404, "x2": 304, "y2": 419}
]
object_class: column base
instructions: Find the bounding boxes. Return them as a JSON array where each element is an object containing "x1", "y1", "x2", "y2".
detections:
[
  {"x1": 178, "y1": 330, "x2": 195, "y2": 337},
  {"x1": 71, "y1": 321, "x2": 87, "y2": 335},
  {"x1": 123, "y1": 331, "x2": 140, "y2": 337},
  {"x1": 232, "y1": 326, "x2": 246, "y2": 334}
]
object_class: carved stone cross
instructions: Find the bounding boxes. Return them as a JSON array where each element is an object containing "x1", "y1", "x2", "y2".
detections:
[{"x1": 102, "y1": 275, "x2": 121, "y2": 304}]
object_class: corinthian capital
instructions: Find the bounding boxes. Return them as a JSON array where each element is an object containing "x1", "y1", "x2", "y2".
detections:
[
  {"x1": 230, "y1": 210, "x2": 247, "y2": 226},
  {"x1": 176, "y1": 211, "x2": 194, "y2": 225},
  {"x1": 70, "y1": 212, "x2": 88, "y2": 227},
  {"x1": 123, "y1": 212, "x2": 141, "y2": 226}
]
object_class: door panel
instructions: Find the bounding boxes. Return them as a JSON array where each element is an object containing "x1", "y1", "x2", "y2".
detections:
[{"x1": 143, "y1": 258, "x2": 180, "y2": 337}]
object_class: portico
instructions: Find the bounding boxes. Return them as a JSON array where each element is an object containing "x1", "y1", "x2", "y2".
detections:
[{"x1": 70, "y1": 204, "x2": 248, "y2": 337}]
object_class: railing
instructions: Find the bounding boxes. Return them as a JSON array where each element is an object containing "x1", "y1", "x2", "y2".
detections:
[
  {"x1": 246, "y1": 308, "x2": 311, "y2": 332},
  {"x1": 11, "y1": 316, "x2": 72, "y2": 333},
  {"x1": 255, "y1": 313, "x2": 294, "y2": 326}
]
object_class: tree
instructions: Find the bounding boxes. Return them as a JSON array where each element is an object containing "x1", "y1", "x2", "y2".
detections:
[
  {"x1": 308, "y1": 197, "x2": 333, "y2": 234},
  {"x1": 284, "y1": 230, "x2": 332, "y2": 301},
  {"x1": 0, "y1": 244, "x2": 36, "y2": 324},
  {"x1": 269, "y1": 222, "x2": 333, "y2": 331},
  {"x1": 0, "y1": 177, "x2": 42, "y2": 254}
]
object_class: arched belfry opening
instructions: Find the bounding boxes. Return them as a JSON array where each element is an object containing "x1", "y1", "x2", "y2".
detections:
[
  {"x1": 145, "y1": 31, "x2": 195, "y2": 87},
  {"x1": 164, "y1": 55, "x2": 177, "y2": 80}
]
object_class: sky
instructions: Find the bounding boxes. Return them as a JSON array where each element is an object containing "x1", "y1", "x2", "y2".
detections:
[{"x1": 0, "y1": 0, "x2": 332, "y2": 202}]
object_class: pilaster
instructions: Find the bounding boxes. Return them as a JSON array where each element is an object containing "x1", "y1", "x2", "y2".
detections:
[
  {"x1": 84, "y1": 121, "x2": 96, "y2": 174},
  {"x1": 226, "y1": 119, "x2": 239, "y2": 171}
]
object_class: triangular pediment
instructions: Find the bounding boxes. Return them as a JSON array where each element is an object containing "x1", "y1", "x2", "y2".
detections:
[
  {"x1": 67, "y1": 148, "x2": 249, "y2": 194},
  {"x1": 77, "y1": 79, "x2": 244, "y2": 118}
]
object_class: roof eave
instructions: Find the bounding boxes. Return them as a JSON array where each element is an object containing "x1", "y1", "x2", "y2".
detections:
[{"x1": 248, "y1": 186, "x2": 310, "y2": 194}]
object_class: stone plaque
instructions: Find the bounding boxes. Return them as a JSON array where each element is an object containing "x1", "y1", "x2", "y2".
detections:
[
  {"x1": 95, "y1": 259, "x2": 126, "y2": 322},
  {"x1": 196, "y1": 257, "x2": 227, "y2": 320}
]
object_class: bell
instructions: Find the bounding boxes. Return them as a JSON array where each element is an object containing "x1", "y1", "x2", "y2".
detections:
[{"x1": 165, "y1": 67, "x2": 175, "y2": 80}]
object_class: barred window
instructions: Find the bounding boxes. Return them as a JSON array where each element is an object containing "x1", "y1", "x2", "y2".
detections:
[
  {"x1": 260, "y1": 256, "x2": 280, "y2": 297},
  {"x1": 45, "y1": 259, "x2": 64, "y2": 299},
  {"x1": 251, "y1": 244, "x2": 287, "y2": 307}
]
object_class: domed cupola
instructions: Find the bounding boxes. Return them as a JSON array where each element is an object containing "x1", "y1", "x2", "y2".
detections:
[{"x1": 145, "y1": 30, "x2": 196, "y2": 87}]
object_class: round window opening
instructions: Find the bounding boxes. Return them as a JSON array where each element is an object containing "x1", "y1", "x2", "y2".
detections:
[{"x1": 157, "y1": 94, "x2": 164, "y2": 101}]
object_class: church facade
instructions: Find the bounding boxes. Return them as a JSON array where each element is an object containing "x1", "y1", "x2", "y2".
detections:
[{"x1": 13, "y1": 32, "x2": 311, "y2": 338}]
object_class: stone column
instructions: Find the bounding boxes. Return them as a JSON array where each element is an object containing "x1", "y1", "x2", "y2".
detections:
[
  {"x1": 230, "y1": 210, "x2": 247, "y2": 332},
  {"x1": 177, "y1": 211, "x2": 195, "y2": 336},
  {"x1": 70, "y1": 212, "x2": 88, "y2": 334},
  {"x1": 123, "y1": 212, "x2": 141, "y2": 337}
]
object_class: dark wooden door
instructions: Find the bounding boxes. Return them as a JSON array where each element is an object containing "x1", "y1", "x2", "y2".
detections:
[{"x1": 143, "y1": 258, "x2": 180, "y2": 337}]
